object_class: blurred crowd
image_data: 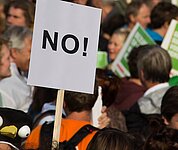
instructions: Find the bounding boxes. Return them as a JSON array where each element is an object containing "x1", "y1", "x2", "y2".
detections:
[{"x1": 0, "y1": 0, "x2": 178, "y2": 149}]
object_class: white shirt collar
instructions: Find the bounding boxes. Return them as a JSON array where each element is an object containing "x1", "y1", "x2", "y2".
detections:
[{"x1": 144, "y1": 82, "x2": 169, "y2": 96}]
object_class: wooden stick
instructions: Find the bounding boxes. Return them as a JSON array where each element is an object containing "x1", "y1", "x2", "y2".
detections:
[{"x1": 52, "y1": 89, "x2": 65, "y2": 150}]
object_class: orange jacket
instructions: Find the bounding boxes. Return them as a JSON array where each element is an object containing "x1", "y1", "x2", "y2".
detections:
[{"x1": 25, "y1": 119, "x2": 96, "y2": 150}]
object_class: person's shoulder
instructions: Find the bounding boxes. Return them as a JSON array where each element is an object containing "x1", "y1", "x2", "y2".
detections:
[
  {"x1": 25, "y1": 125, "x2": 42, "y2": 150},
  {"x1": 146, "y1": 28, "x2": 163, "y2": 41}
]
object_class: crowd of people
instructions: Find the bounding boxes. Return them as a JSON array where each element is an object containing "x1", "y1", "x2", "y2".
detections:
[{"x1": 0, "y1": 0, "x2": 178, "y2": 149}]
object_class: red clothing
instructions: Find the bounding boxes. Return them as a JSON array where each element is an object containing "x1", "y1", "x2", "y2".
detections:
[
  {"x1": 113, "y1": 77, "x2": 146, "y2": 110},
  {"x1": 25, "y1": 119, "x2": 96, "y2": 150}
]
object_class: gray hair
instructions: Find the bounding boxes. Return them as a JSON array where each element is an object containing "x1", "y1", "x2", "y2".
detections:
[
  {"x1": 2, "y1": 26, "x2": 32, "y2": 51},
  {"x1": 137, "y1": 45, "x2": 172, "y2": 83}
]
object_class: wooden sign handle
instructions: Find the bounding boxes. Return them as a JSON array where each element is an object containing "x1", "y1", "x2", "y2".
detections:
[{"x1": 52, "y1": 89, "x2": 65, "y2": 150}]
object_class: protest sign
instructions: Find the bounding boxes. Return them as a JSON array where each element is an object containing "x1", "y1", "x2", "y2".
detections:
[
  {"x1": 28, "y1": 0, "x2": 101, "y2": 94},
  {"x1": 27, "y1": 0, "x2": 101, "y2": 149},
  {"x1": 161, "y1": 19, "x2": 178, "y2": 76},
  {"x1": 111, "y1": 23, "x2": 155, "y2": 77}
]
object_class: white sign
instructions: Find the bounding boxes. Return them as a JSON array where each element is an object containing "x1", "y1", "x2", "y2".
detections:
[{"x1": 28, "y1": 0, "x2": 101, "y2": 94}]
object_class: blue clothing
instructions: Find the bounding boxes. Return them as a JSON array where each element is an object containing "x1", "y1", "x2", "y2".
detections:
[{"x1": 146, "y1": 28, "x2": 163, "y2": 45}]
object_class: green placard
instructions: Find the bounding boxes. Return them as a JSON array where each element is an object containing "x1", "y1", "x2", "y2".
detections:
[
  {"x1": 167, "y1": 24, "x2": 178, "y2": 71},
  {"x1": 162, "y1": 19, "x2": 178, "y2": 76},
  {"x1": 112, "y1": 23, "x2": 155, "y2": 77}
]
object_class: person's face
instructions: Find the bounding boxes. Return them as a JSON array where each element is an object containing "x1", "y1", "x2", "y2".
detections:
[
  {"x1": 167, "y1": 113, "x2": 178, "y2": 130},
  {"x1": 12, "y1": 37, "x2": 31, "y2": 72},
  {"x1": 0, "y1": 44, "x2": 11, "y2": 79},
  {"x1": 7, "y1": 7, "x2": 26, "y2": 27},
  {"x1": 134, "y1": 4, "x2": 151, "y2": 29},
  {"x1": 73, "y1": 0, "x2": 88, "y2": 5},
  {"x1": 108, "y1": 34, "x2": 125, "y2": 61},
  {"x1": 0, "y1": 143, "x2": 12, "y2": 150}
]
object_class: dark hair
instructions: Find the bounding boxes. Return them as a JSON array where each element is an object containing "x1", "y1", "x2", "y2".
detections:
[
  {"x1": 150, "y1": 2, "x2": 178, "y2": 29},
  {"x1": 143, "y1": 127, "x2": 178, "y2": 150},
  {"x1": 137, "y1": 44, "x2": 171, "y2": 83},
  {"x1": 28, "y1": 86, "x2": 58, "y2": 118},
  {"x1": 96, "y1": 69, "x2": 120, "y2": 107},
  {"x1": 6, "y1": 0, "x2": 35, "y2": 28},
  {"x1": 102, "y1": 12, "x2": 125, "y2": 36},
  {"x1": 128, "y1": 46, "x2": 143, "y2": 78},
  {"x1": 64, "y1": 84, "x2": 98, "y2": 113},
  {"x1": 126, "y1": 0, "x2": 150, "y2": 23},
  {"x1": 87, "y1": 127, "x2": 137, "y2": 150},
  {"x1": 161, "y1": 86, "x2": 178, "y2": 122}
]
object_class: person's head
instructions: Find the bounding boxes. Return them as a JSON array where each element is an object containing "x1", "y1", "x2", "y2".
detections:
[
  {"x1": 126, "y1": 1, "x2": 151, "y2": 29},
  {"x1": 96, "y1": 68, "x2": 120, "y2": 107},
  {"x1": 149, "y1": 2, "x2": 178, "y2": 32},
  {"x1": 0, "y1": 37, "x2": 11, "y2": 79},
  {"x1": 143, "y1": 127, "x2": 178, "y2": 150},
  {"x1": 2, "y1": 25, "x2": 32, "y2": 72},
  {"x1": 128, "y1": 46, "x2": 143, "y2": 79},
  {"x1": 64, "y1": 84, "x2": 98, "y2": 115},
  {"x1": 87, "y1": 127, "x2": 137, "y2": 150},
  {"x1": 137, "y1": 44, "x2": 171, "y2": 88},
  {"x1": 31, "y1": 86, "x2": 58, "y2": 113},
  {"x1": 101, "y1": 13, "x2": 125, "y2": 39},
  {"x1": 108, "y1": 28, "x2": 129, "y2": 62},
  {"x1": 6, "y1": 0, "x2": 35, "y2": 28},
  {"x1": 161, "y1": 86, "x2": 178, "y2": 130}
]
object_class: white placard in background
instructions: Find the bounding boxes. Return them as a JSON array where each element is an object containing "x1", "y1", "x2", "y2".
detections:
[{"x1": 27, "y1": 0, "x2": 101, "y2": 94}]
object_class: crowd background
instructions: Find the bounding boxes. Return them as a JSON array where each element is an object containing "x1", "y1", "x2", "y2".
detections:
[{"x1": 0, "y1": 0, "x2": 178, "y2": 149}]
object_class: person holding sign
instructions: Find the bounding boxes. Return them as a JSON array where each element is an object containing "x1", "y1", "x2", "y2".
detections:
[
  {"x1": 95, "y1": 69, "x2": 127, "y2": 131},
  {"x1": 146, "y1": 2, "x2": 178, "y2": 45},
  {"x1": 25, "y1": 84, "x2": 110, "y2": 150}
]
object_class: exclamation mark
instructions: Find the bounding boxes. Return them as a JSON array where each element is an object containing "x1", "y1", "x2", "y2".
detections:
[{"x1": 83, "y1": 37, "x2": 88, "y2": 56}]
